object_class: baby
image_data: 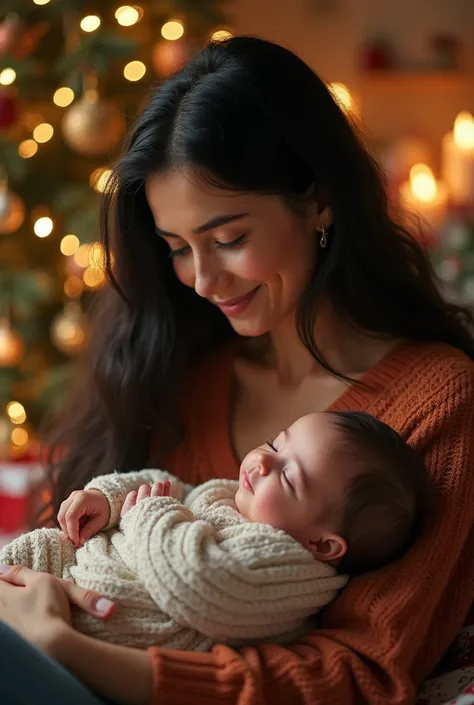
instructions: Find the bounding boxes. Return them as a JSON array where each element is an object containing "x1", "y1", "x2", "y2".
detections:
[{"x1": 0, "y1": 410, "x2": 432, "y2": 651}]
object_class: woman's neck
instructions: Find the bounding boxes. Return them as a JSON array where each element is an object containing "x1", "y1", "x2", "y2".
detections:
[{"x1": 244, "y1": 305, "x2": 399, "y2": 386}]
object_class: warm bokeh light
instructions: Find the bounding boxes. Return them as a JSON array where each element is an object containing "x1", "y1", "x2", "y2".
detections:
[
  {"x1": 74, "y1": 243, "x2": 91, "y2": 268},
  {"x1": 0, "y1": 68, "x2": 16, "y2": 86},
  {"x1": 60, "y1": 234, "x2": 80, "y2": 256},
  {"x1": 34, "y1": 216, "x2": 54, "y2": 238},
  {"x1": 210, "y1": 29, "x2": 232, "y2": 41},
  {"x1": 124, "y1": 60, "x2": 146, "y2": 81},
  {"x1": 64, "y1": 276, "x2": 84, "y2": 298},
  {"x1": 115, "y1": 5, "x2": 142, "y2": 26},
  {"x1": 80, "y1": 15, "x2": 101, "y2": 32},
  {"x1": 11, "y1": 427, "x2": 29, "y2": 447},
  {"x1": 409, "y1": 164, "x2": 437, "y2": 202},
  {"x1": 53, "y1": 87, "x2": 75, "y2": 107},
  {"x1": 18, "y1": 140, "x2": 38, "y2": 159},
  {"x1": 453, "y1": 111, "x2": 474, "y2": 150},
  {"x1": 6, "y1": 401, "x2": 26, "y2": 425},
  {"x1": 33, "y1": 0, "x2": 50, "y2": 5},
  {"x1": 90, "y1": 167, "x2": 113, "y2": 193},
  {"x1": 161, "y1": 20, "x2": 184, "y2": 40},
  {"x1": 33, "y1": 123, "x2": 54, "y2": 143},
  {"x1": 83, "y1": 266, "x2": 105, "y2": 288}
]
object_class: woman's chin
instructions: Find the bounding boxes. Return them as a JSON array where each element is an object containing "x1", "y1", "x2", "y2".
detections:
[{"x1": 227, "y1": 317, "x2": 271, "y2": 338}]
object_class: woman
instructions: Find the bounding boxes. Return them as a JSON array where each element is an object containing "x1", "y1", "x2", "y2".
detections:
[{"x1": 0, "y1": 35, "x2": 473, "y2": 705}]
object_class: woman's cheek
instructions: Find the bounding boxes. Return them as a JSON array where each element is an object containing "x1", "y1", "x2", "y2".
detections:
[{"x1": 172, "y1": 258, "x2": 195, "y2": 288}]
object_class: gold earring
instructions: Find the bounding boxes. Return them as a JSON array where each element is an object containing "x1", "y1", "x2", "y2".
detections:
[{"x1": 319, "y1": 226, "x2": 327, "y2": 248}]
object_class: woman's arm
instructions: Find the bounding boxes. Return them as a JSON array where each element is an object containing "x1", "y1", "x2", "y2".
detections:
[
  {"x1": 141, "y1": 364, "x2": 474, "y2": 705},
  {"x1": 47, "y1": 626, "x2": 154, "y2": 705}
]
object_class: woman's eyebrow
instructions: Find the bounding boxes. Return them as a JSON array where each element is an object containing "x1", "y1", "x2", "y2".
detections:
[{"x1": 155, "y1": 212, "x2": 249, "y2": 238}]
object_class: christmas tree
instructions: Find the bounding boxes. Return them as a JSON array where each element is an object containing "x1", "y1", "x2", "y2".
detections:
[{"x1": 0, "y1": 0, "x2": 229, "y2": 454}]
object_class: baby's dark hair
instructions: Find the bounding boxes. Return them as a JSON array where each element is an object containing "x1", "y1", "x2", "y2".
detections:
[{"x1": 327, "y1": 411, "x2": 434, "y2": 576}]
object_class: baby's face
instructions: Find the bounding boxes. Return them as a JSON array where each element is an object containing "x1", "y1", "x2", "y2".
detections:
[{"x1": 235, "y1": 412, "x2": 351, "y2": 560}]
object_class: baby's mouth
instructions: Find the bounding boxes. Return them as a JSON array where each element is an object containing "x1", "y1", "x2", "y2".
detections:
[{"x1": 242, "y1": 470, "x2": 254, "y2": 494}]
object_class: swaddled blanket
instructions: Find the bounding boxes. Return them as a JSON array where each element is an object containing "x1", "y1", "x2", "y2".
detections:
[{"x1": 0, "y1": 469, "x2": 347, "y2": 649}]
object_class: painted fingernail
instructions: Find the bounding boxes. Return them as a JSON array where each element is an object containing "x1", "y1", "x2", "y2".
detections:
[
  {"x1": 96, "y1": 597, "x2": 115, "y2": 614},
  {"x1": 0, "y1": 564, "x2": 10, "y2": 574}
]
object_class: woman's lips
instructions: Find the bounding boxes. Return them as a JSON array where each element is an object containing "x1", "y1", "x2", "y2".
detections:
[
  {"x1": 214, "y1": 286, "x2": 260, "y2": 317},
  {"x1": 242, "y1": 471, "x2": 254, "y2": 493}
]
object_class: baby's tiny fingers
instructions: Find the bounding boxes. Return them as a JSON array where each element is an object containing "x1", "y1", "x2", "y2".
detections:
[
  {"x1": 120, "y1": 490, "x2": 137, "y2": 517},
  {"x1": 163, "y1": 480, "x2": 171, "y2": 497},
  {"x1": 136, "y1": 484, "x2": 151, "y2": 502},
  {"x1": 151, "y1": 482, "x2": 163, "y2": 497}
]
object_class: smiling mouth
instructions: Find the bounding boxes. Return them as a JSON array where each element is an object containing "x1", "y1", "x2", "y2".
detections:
[
  {"x1": 214, "y1": 286, "x2": 260, "y2": 317},
  {"x1": 242, "y1": 471, "x2": 254, "y2": 493}
]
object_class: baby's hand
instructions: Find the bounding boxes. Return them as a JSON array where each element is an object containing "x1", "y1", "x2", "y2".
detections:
[
  {"x1": 120, "y1": 481, "x2": 172, "y2": 517},
  {"x1": 58, "y1": 489, "x2": 110, "y2": 547}
]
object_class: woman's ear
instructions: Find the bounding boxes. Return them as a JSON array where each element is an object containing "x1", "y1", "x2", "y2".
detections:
[
  {"x1": 307, "y1": 202, "x2": 333, "y2": 232},
  {"x1": 306, "y1": 533, "x2": 347, "y2": 562}
]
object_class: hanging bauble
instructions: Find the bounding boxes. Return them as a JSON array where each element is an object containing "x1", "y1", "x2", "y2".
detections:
[
  {"x1": 0, "y1": 192, "x2": 25, "y2": 235},
  {"x1": 51, "y1": 301, "x2": 88, "y2": 355},
  {"x1": 61, "y1": 92, "x2": 126, "y2": 157},
  {"x1": 0, "y1": 90, "x2": 19, "y2": 130},
  {"x1": 152, "y1": 38, "x2": 190, "y2": 78},
  {"x1": 0, "y1": 318, "x2": 24, "y2": 366}
]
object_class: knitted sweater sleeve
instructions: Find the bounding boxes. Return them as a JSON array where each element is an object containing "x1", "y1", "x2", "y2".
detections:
[
  {"x1": 84, "y1": 469, "x2": 191, "y2": 530},
  {"x1": 147, "y1": 363, "x2": 474, "y2": 705},
  {"x1": 119, "y1": 495, "x2": 347, "y2": 643}
]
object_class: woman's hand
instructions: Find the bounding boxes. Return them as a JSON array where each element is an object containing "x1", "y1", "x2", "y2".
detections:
[
  {"x1": 121, "y1": 480, "x2": 172, "y2": 516},
  {"x1": 58, "y1": 488, "x2": 111, "y2": 546},
  {"x1": 0, "y1": 564, "x2": 115, "y2": 655}
]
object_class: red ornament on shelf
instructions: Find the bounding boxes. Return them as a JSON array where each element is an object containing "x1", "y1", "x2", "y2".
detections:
[{"x1": 0, "y1": 91, "x2": 19, "y2": 130}]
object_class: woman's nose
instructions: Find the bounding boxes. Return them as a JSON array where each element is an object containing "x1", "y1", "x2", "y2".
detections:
[{"x1": 193, "y1": 253, "x2": 230, "y2": 299}]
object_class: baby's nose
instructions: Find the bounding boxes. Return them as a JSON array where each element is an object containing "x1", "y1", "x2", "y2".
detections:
[{"x1": 257, "y1": 453, "x2": 272, "y2": 475}]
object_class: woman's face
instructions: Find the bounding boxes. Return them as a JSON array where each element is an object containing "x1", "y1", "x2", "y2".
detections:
[{"x1": 145, "y1": 168, "x2": 320, "y2": 337}]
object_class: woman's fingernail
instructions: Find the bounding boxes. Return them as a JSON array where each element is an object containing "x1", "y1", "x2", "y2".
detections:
[
  {"x1": 96, "y1": 597, "x2": 115, "y2": 614},
  {"x1": 0, "y1": 564, "x2": 10, "y2": 574}
]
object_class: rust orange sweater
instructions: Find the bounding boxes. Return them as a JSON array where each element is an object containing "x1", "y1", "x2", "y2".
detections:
[{"x1": 148, "y1": 341, "x2": 474, "y2": 705}]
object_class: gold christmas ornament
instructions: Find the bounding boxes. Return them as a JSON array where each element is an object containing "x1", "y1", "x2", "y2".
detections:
[
  {"x1": 0, "y1": 318, "x2": 24, "y2": 366},
  {"x1": 152, "y1": 38, "x2": 190, "y2": 78},
  {"x1": 61, "y1": 91, "x2": 126, "y2": 157},
  {"x1": 0, "y1": 191, "x2": 25, "y2": 235},
  {"x1": 51, "y1": 301, "x2": 88, "y2": 355}
]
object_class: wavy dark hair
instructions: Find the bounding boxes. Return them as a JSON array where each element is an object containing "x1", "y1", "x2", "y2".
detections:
[{"x1": 45, "y1": 36, "x2": 474, "y2": 519}]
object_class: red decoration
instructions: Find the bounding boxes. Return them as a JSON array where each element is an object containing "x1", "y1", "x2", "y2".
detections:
[
  {"x1": 0, "y1": 450, "x2": 45, "y2": 534},
  {"x1": 0, "y1": 91, "x2": 19, "y2": 130}
]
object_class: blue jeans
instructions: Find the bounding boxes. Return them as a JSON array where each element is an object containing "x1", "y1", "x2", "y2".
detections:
[{"x1": 0, "y1": 621, "x2": 117, "y2": 705}]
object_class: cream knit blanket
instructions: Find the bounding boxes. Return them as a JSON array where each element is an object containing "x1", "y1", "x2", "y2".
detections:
[{"x1": 0, "y1": 469, "x2": 348, "y2": 650}]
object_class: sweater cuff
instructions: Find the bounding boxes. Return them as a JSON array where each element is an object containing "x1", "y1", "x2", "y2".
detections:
[{"x1": 148, "y1": 646, "x2": 239, "y2": 705}]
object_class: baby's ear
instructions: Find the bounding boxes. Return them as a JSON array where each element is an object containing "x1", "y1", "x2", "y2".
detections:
[{"x1": 306, "y1": 533, "x2": 347, "y2": 563}]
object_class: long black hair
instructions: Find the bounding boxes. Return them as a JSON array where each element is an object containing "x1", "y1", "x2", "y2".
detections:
[{"x1": 45, "y1": 36, "x2": 474, "y2": 518}]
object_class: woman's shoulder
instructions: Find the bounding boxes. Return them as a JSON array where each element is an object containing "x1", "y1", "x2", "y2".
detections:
[{"x1": 399, "y1": 340, "x2": 474, "y2": 400}]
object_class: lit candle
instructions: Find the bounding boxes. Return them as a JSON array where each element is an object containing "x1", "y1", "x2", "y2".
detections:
[
  {"x1": 441, "y1": 111, "x2": 474, "y2": 206},
  {"x1": 399, "y1": 164, "x2": 448, "y2": 232}
]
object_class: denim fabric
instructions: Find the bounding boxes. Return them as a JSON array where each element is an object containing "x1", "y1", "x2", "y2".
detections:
[{"x1": 0, "y1": 621, "x2": 117, "y2": 705}]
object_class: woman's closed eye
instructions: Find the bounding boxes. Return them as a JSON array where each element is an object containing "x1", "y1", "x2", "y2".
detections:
[{"x1": 168, "y1": 233, "x2": 248, "y2": 259}]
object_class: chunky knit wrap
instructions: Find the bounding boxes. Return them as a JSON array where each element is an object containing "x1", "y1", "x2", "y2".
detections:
[{"x1": 0, "y1": 470, "x2": 347, "y2": 649}]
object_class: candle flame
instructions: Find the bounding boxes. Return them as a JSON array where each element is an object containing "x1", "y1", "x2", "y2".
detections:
[
  {"x1": 453, "y1": 111, "x2": 474, "y2": 150},
  {"x1": 409, "y1": 164, "x2": 437, "y2": 203}
]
